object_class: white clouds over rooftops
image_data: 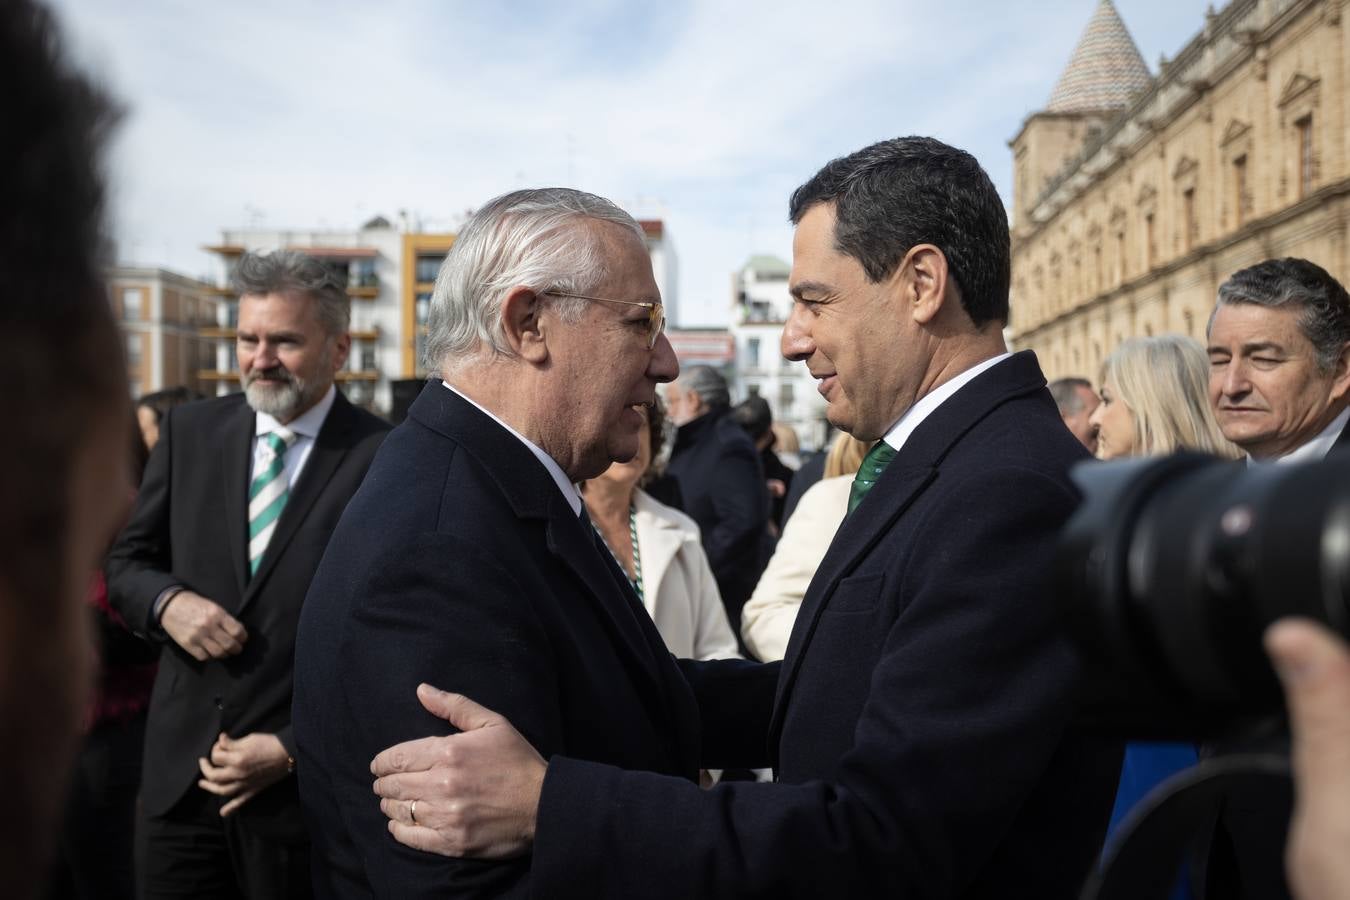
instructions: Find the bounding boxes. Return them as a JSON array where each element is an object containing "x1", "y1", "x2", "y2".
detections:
[{"x1": 49, "y1": 0, "x2": 1212, "y2": 326}]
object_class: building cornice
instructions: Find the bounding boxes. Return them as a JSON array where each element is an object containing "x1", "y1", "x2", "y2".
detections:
[
  {"x1": 1016, "y1": 0, "x2": 1325, "y2": 244},
  {"x1": 1013, "y1": 175, "x2": 1350, "y2": 341}
]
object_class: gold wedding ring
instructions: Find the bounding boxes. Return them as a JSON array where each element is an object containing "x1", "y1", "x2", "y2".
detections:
[{"x1": 409, "y1": 799, "x2": 418, "y2": 825}]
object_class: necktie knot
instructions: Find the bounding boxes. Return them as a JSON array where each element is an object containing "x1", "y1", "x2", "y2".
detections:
[{"x1": 848, "y1": 440, "x2": 898, "y2": 515}]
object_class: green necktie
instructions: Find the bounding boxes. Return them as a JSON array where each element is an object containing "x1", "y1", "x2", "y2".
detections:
[
  {"x1": 848, "y1": 441, "x2": 898, "y2": 515},
  {"x1": 248, "y1": 428, "x2": 296, "y2": 576}
]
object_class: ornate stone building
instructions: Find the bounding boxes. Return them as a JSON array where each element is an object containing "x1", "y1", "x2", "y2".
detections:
[{"x1": 1009, "y1": 0, "x2": 1349, "y2": 381}]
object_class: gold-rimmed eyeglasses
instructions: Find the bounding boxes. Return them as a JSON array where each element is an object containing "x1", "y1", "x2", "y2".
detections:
[{"x1": 544, "y1": 290, "x2": 666, "y2": 350}]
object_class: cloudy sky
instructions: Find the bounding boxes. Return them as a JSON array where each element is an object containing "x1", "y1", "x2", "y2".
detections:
[{"x1": 50, "y1": 0, "x2": 1213, "y2": 326}]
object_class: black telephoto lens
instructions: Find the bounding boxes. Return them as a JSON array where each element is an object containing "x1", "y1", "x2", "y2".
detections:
[{"x1": 1056, "y1": 453, "x2": 1350, "y2": 739}]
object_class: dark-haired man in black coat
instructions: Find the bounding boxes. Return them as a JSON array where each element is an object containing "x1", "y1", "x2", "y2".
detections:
[{"x1": 665, "y1": 365, "x2": 769, "y2": 634}]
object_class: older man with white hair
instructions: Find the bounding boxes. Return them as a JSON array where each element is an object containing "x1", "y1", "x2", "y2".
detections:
[{"x1": 292, "y1": 188, "x2": 777, "y2": 897}]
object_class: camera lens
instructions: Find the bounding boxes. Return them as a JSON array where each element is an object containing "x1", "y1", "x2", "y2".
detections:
[{"x1": 1057, "y1": 454, "x2": 1350, "y2": 737}]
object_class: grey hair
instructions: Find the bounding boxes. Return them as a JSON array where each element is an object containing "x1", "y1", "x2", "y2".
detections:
[
  {"x1": 1211, "y1": 257, "x2": 1350, "y2": 372},
  {"x1": 676, "y1": 365, "x2": 730, "y2": 410},
  {"x1": 231, "y1": 249, "x2": 350, "y2": 335},
  {"x1": 424, "y1": 187, "x2": 645, "y2": 376},
  {"x1": 1048, "y1": 377, "x2": 1094, "y2": 415}
]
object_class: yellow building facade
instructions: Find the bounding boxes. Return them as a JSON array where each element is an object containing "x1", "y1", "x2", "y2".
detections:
[{"x1": 1010, "y1": 0, "x2": 1349, "y2": 381}]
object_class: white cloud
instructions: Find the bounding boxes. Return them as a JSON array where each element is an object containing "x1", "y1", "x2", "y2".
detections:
[{"x1": 49, "y1": 0, "x2": 1214, "y2": 323}]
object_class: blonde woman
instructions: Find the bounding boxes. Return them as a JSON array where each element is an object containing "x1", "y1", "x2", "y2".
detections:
[
  {"x1": 1088, "y1": 334, "x2": 1238, "y2": 891},
  {"x1": 1090, "y1": 335, "x2": 1240, "y2": 460},
  {"x1": 740, "y1": 432, "x2": 871, "y2": 662}
]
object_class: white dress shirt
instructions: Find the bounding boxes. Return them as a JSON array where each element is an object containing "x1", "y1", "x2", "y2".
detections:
[
  {"x1": 252, "y1": 384, "x2": 335, "y2": 488},
  {"x1": 1247, "y1": 406, "x2": 1350, "y2": 467},
  {"x1": 442, "y1": 381, "x2": 583, "y2": 516},
  {"x1": 881, "y1": 353, "x2": 1013, "y2": 453}
]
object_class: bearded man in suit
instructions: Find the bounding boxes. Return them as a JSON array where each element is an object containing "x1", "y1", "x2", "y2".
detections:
[{"x1": 107, "y1": 250, "x2": 390, "y2": 898}]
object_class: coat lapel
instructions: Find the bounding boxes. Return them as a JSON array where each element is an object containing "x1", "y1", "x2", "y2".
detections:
[
  {"x1": 766, "y1": 351, "x2": 1051, "y2": 757},
  {"x1": 410, "y1": 382, "x2": 678, "y2": 737},
  {"x1": 766, "y1": 464, "x2": 936, "y2": 753},
  {"x1": 221, "y1": 401, "x2": 255, "y2": 602},
  {"x1": 242, "y1": 393, "x2": 356, "y2": 608},
  {"x1": 544, "y1": 501, "x2": 670, "y2": 710}
]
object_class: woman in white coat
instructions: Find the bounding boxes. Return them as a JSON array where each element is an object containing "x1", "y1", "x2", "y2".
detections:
[
  {"x1": 740, "y1": 432, "x2": 871, "y2": 662},
  {"x1": 583, "y1": 399, "x2": 741, "y2": 661}
]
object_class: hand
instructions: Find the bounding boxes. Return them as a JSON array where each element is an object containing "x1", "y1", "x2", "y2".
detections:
[
  {"x1": 161, "y1": 590, "x2": 247, "y2": 661},
  {"x1": 1265, "y1": 618, "x2": 1350, "y2": 900},
  {"x1": 370, "y1": 684, "x2": 546, "y2": 860},
  {"x1": 767, "y1": 478, "x2": 787, "y2": 499},
  {"x1": 198, "y1": 732, "x2": 291, "y2": 816}
]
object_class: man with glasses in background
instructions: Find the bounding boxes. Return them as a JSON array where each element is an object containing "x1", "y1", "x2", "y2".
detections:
[{"x1": 293, "y1": 188, "x2": 778, "y2": 897}]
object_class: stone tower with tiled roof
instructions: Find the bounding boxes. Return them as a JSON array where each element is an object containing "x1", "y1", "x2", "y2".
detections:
[
  {"x1": 1047, "y1": 0, "x2": 1152, "y2": 114},
  {"x1": 1008, "y1": 0, "x2": 1153, "y2": 230}
]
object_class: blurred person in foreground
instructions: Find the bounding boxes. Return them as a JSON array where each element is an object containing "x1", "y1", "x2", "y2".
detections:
[
  {"x1": 106, "y1": 250, "x2": 390, "y2": 898},
  {"x1": 47, "y1": 415, "x2": 157, "y2": 899},
  {"x1": 740, "y1": 431, "x2": 869, "y2": 661},
  {"x1": 583, "y1": 396, "x2": 740, "y2": 661},
  {"x1": 664, "y1": 365, "x2": 770, "y2": 634},
  {"x1": 1083, "y1": 335, "x2": 1239, "y2": 900},
  {"x1": 292, "y1": 188, "x2": 780, "y2": 897},
  {"x1": 0, "y1": 2, "x2": 132, "y2": 897},
  {"x1": 1050, "y1": 376, "x2": 1100, "y2": 454},
  {"x1": 369, "y1": 137, "x2": 1123, "y2": 898},
  {"x1": 1265, "y1": 618, "x2": 1350, "y2": 900},
  {"x1": 1209, "y1": 258, "x2": 1350, "y2": 464}
]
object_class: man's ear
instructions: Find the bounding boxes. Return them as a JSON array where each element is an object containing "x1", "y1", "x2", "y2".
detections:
[
  {"x1": 902, "y1": 244, "x2": 951, "y2": 326},
  {"x1": 501, "y1": 287, "x2": 549, "y2": 364},
  {"x1": 330, "y1": 332, "x2": 352, "y2": 373},
  {"x1": 1328, "y1": 341, "x2": 1350, "y2": 403}
]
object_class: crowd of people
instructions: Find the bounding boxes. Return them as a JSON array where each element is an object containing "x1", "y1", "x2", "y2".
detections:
[{"x1": 11, "y1": 0, "x2": 1350, "y2": 898}]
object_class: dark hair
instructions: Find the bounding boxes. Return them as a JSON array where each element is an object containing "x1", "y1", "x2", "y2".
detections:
[
  {"x1": 730, "y1": 395, "x2": 774, "y2": 441},
  {"x1": 136, "y1": 385, "x2": 205, "y2": 424},
  {"x1": 640, "y1": 394, "x2": 670, "y2": 486},
  {"x1": 0, "y1": 1, "x2": 124, "y2": 895},
  {"x1": 1214, "y1": 258, "x2": 1350, "y2": 373},
  {"x1": 789, "y1": 136, "x2": 1011, "y2": 327},
  {"x1": 1048, "y1": 377, "x2": 1094, "y2": 415},
  {"x1": 232, "y1": 249, "x2": 351, "y2": 335}
]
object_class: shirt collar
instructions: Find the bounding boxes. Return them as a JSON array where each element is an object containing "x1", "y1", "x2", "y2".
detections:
[
  {"x1": 1247, "y1": 406, "x2": 1350, "y2": 467},
  {"x1": 881, "y1": 352, "x2": 1012, "y2": 454},
  {"x1": 254, "y1": 383, "x2": 336, "y2": 439},
  {"x1": 440, "y1": 381, "x2": 584, "y2": 517}
]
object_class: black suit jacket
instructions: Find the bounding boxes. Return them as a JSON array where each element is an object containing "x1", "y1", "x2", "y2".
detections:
[
  {"x1": 106, "y1": 390, "x2": 389, "y2": 833},
  {"x1": 292, "y1": 383, "x2": 776, "y2": 898},
  {"x1": 666, "y1": 408, "x2": 770, "y2": 618},
  {"x1": 532, "y1": 352, "x2": 1124, "y2": 898}
]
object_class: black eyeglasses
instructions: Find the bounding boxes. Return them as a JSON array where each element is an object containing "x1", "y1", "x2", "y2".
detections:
[{"x1": 544, "y1": 290, "x2": 666, "y2": 350}]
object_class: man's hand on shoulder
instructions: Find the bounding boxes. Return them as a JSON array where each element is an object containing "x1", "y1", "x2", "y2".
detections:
[
  {"x1": 198, "y1": 731, "x2": 292, "y2": 816},
  {"x1": 160, "y1": 590, "x2": 247, "y2": 660},
  {"x1": 371, "y1": 684, "x2": 546, "y2": 860}
]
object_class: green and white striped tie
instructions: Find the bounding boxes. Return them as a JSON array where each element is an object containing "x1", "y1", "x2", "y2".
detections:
[{"x1": 248, "y1": 427, "x2": 296, "y2": 577}]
